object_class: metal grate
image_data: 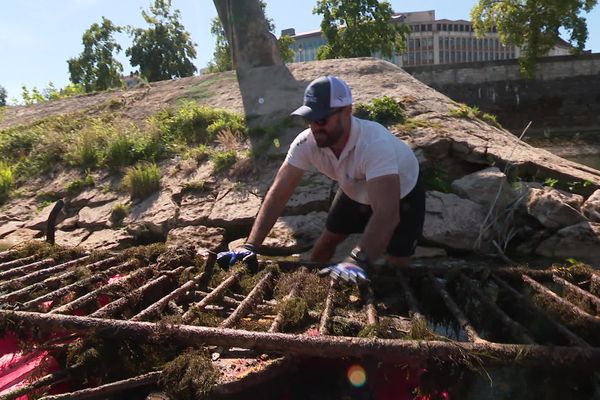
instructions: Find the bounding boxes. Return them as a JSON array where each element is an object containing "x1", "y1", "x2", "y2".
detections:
[{"x1": 0, "y1": 244, "x2": 598, "y2": 399}]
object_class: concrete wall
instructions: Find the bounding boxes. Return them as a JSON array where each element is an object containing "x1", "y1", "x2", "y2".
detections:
[{"x1": 404, "y1": 54, "x2": 600, "y2": 136}]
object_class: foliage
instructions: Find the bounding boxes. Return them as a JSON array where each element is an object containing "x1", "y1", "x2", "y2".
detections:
[
  {"x1": 0, "y1": 162, "x2": 13, "y2": 203},
  {"x1": 449, "y1": 104, "x2": 500, "y2": 127},
  {"x1": 153, "y1": 100, "x2": 247, "y2": 145},
  {"x1": 66, "y1": 174, "x2": 95, "y2": 196},
  {"x1": 110, "y1": 203, "x2": 130, "y2": 224},
  {"x1": 68, "y1": 17, "x2": 124, "y2": 92},
  {"x1": 422, "y1": 167, "x2": 452, "y2": 193},
  {"x1": 104, "y1": 124, "x2": 165, "y2": 171},
  {"x1": 159, "y1": 349, "x2": 218, "y2": 400},
  {"x1": 471, "y1": 0, "x2": 598, "y2": 77},
  {"x1": 0, "y1": 85, "x2": 6, "y2": 106},
  {"x1": 313, "y1": 0, "x2": 409, "y2": 60},
  {"x1": 21, "y1": 83, "x2": 86, "y2": 105},
  {"x1": 127, "y1": 0, "x2": 197, "y2": 82},
  {"x1": 353, "y1": 96, "x2": 406, "y2": 125},
  {"x1": 122, "y1": 162, "x2": 161, "y2": 199},
  {"x1": 206, "y1": 1, "x2": 294, "y2": 72},
  {"x1": 209, "y1": 150, "x2": 237, "y2": 173}
]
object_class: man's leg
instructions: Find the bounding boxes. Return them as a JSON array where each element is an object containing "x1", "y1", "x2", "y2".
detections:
[{"x1": 310, "y1": 229, "x2": 348, "y2": 263}]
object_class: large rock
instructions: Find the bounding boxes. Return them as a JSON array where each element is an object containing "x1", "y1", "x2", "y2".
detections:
[
  {"x1": 581, "y1": 189, "x2": 600, "y2": 222},
  {"x1": 451, "y1": 167, "x2": 517, "y2": 211},
  {"x1": 79, "y1": 228, "x2": 135, "y2": 251},
  {"x1": 535, "y1": 222, "x2": 600, "y2": 264},
  {"x1": 70, "y1": 188, "x2": 120, "y2": 209},
  {"x1": 0, "y1": 229, "x2": 43, "y2": 247},
  {"x1": 55, "y1": 228, "x2": 91, "y2": 248},
  {"x1": 166, "y1": 225, "x2": 226, "y2": 252},
  {"x1": 78, "y1": 198, "x2": 128, "y2": 230},
  {"x1": 261, "y1": 212, "x2": 328, "y2": 255},
  {"x1": 177, "y1": 193, "x2": 215, "y2": 227},
  {"x1": 23, "y1": 202, "x2": 65, "y2": 232},
  {"x1": 127, "y1": 192, "x2": 178, "y2": 236},
  {"x1": 423, "y1": 191, "x2": 490, "y2": 252},
  {"x1": 525, "y1": 187, "x2": 587, "y2": 229},
  {"x1": 0, "y1": 221, "x2": 23, "y2": 239},
  {"x1": 284, "y1": 172, "x2": 333, "y2": 215},
  {"x1": 208, "y1": 188, "x2": 261, "y2": 229}
]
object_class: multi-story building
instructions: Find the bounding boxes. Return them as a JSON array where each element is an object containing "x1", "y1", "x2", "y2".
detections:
[{"x1": 283, "y1": 10, "x2": 571, "y2": 67}]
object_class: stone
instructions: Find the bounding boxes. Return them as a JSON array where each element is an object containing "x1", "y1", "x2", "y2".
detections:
[
  {"x1": 451, "y1": 167, "x2": 517, "y2": 210},
  {"x1": 127, "y1": 191, "x2": 178, "y2": 236},
  {"x1": 55, "y1": 228, "x2": 91, "y2": 248},
  {"x1": 581, "y1": 189, "x2": 600, "y2": 223},
  {"x1": 423, "y1": 191, "x2": 490, "y2": 252},
  {"x1": 208, "y1": 188, "x2": 261, "y2": 229},
  {"x1": 0, "y1": 221, "x2": 23, "y2": 239},
  {"x1": 78, "y1": 199, "x2": 128, "y2": 230},
  {"x1": 261, "y1": 212, "x2": 328, "y2": 255},
  {"x1": 79, "y1": 228, "x2": 136, "y2": 251},
  {"x1": 70, "y1": 188, "x2": 120, "y2": 209},
  {"x1": 284, "y1": 172, "x2": 333, "y2": 215},
  {"x1": 166, "y1": 225, "x2": 226, "y2": 253},
  {"x1": 178, "y1": 193, "x2": 215, "y2": 227},
  {"x1": 535, "y1": 222, "x2": 600, "y2": 264},
  {"x1": 525, "y1": 187, "x2": 587, "y2": 229},
  {"x1": 0, "y1": 229, "x2": 43, "y2": 247},
  {"x1": 23, "y1": 202, "x2": 65, "y2": 232}
]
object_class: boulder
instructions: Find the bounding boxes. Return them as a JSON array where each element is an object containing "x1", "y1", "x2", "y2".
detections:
[
  {"x1": 525, "y1": 187, "x2": 587, "y2": 229},
  {"x1": 55, "y1": 228, "x2": 91, "y2": 248},
  {"x1": 581, "y1": 189, "x2": 600, "y2": 222},
  {"x1": 78, "y1": 199, "x2": 128, "y2": 230},
  {"x1": 79, "y1": 228, "x2": 136, "y2": 251},
  {"x1": 423, "y1": 191, "x2": 490, "y2": 252},
  {"x1": 23, "y1": 202, "x2": 65, "y2": 232},
  {"x1": 178, "y1": 193, "x2": 215, "y2": 227},
  {"x1": 451, "y1": 167, "x2": 518, "y2": 211},
  {"x1": 535, "y1": 222, "x2": 600, "y2": 264},
  {"x1": 166, "y1": 225, "x2": 226, "y2": 252},
  {"x1": 127, "y1": 192, "x2": 178, "y2": 236},
  {"x1": 70, "y1": 188, "x2": 120, "y2": 209},
  {"x1": 208, "y1": 188, "x2": 262, "y2": 229},
  {"x1": 0, "y1": 221, "x2": 23, "y2": 239},
  {"x1": 284, "y1": 172, "x2": 333, "y2": 215},
  {"x1": 0, "y1": 229, "x2": 43, "y2": 247}
]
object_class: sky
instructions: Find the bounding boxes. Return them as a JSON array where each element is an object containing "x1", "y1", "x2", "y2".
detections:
[{"x1": 1, "y1": 0, "x2": 599, "y2": 104}]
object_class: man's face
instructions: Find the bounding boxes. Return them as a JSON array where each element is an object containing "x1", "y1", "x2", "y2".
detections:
[{"x1": 308, "y1": 108, "x2": 345, "y2": 148}]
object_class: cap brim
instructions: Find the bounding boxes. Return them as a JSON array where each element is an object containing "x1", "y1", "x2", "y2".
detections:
[{"x1": 290, "y1": 105, "x2": 332, "y2": 121}]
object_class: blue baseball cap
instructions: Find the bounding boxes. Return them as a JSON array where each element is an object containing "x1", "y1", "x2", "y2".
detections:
[{"x1": 291, "y1": 75, "x2": 353, "y2": 121}]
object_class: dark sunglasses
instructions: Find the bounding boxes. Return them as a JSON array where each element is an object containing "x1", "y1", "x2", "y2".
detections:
[{"x1": 307, "y1": 107, "x2": 344, "y2": 126}]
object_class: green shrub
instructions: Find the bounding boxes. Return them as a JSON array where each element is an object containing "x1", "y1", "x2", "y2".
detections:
[
  {"x1": 210, "y1": 150, "x2": 237, "y2": 173},
  {"x1": 110, "y1": 203, "x2": 130, "y2": 224},
  {"x1": 153, "y1": 101, "x2": 247, "y2": 145},
  {"x1": 66, "y1": 174, "x2": 95, "y2": 196},
  {"x1": 105, "y1": 135, "x2": 135, "y2": 170},
  {"x1": 353, "y1": 96, "x2": 405, "y2": 126},
  {"x1": 122, "y1": 162, "x2": 161, "y2": 199},
  {"x1": 0, "y1": 162, "x2": 13, "y2": 203},
  {"x1": 183, "y1": 145, "x2": 210, "y2": 163}
]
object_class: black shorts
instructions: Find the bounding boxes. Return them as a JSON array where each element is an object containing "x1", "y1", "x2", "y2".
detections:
[{"x1": 325, "y1": 179, "x2": 425, "y2": 257}]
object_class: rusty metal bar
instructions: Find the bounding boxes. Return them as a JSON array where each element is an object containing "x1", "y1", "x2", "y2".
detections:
[
  {"x1": 2, "y1": 311, "x2": 599, "y2": 369},
  {"x1": 0, "y1": 254, "x2": 39, "y2": 271},
  {"x1": 552, "y1": 275, "x2": 600, "y2": 315},
  {"x1": 428, "y1": 274, "x2": 485, "y2": 343},
  {"x1": 38, "y1": 371, "x2": 161, "y2": 400},
  {"x1": 0, "y1": 256, "x2": 90, "y2": 291},
  {"x1": 0, "y1": 258, "x2": 56, "y2": 280},
  {"x1": 181, "y1": 270, "x2": 242, "y2": 323},
  {"x1": 522, "y1": 274, "x2": 600, "y2": 329},
  {"x1": 492, "y1": 275, "x2": 589, "y2": 347},
  {"x1": 50, "y1": 267, "x2": 157, "y2": 315},
  {"x1": 459, "y1": 273, "x2": 535, "y2": 344},
  {"x1": 0, "y1": 369, "x2": 70, "y2": 400},
  {"x1": 220, "y1": 271, "x2": 275, "y2": 328},
  {"x1": 89, "y1": 273, "x2": 174, "y2": 319},
  {"x1": 319, "y1": 280, "x2": 337, "y2": 335},
  {"x1": 130, "y1": 272, "x2": 205, "y2": 321},
  {"x1": 22, "y1": 260, "x2": 142, "y2": 310},
  {"x1": 0, "y1": 257, "x2": 119, "y2": 304},
  {"x1": 362, "y1": 285, "x2": 378, "y2": 326}
]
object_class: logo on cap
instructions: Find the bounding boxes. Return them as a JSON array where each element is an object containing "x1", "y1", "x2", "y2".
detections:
[{"x1": 304, "y1": 89, "x2": 317, "y2": 103}]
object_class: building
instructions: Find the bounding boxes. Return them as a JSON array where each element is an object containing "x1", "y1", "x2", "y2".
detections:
[{"x1": 283, "y1": 10, "x2": 571, "y2": 67}]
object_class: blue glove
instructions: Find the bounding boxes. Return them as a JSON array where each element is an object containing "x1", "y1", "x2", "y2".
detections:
[
  {"x1": 318, "y1": 262, "x2": 369, "y2": 285},
  {"x1": 216, "y1": 244, "x2": 258, "y2": 272}
]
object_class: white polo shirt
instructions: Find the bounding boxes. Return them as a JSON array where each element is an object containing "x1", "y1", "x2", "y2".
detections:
[{"x1": 285, "y1": 116, "x2": 419, "y2": 205}]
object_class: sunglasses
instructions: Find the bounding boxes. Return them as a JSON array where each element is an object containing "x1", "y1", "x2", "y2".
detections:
[{"x1": 307, "y1": 107, "x2": 344, "y2": 126}]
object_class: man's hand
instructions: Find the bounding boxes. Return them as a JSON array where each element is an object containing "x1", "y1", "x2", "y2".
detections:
[
  {"x1": 216, "y1": 244, "x2": 258, "y2": 272},
  {"x1": 318, "y1": 262, "x2": 369, "y2": 285}
]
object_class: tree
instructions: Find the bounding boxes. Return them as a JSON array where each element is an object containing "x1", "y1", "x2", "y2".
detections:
[
  {"x1": 68, "y1": 17, "x2": 124, "y2": 92},
  {"x1": 471, "y1": 0, "x2": 598, "y2": 77},
  {"x1": 312, "y1": 0, "x2": 409, "y2": 60},
  {"x1": 127, "y1": 0, "x2": 197, "y2": 82},
  {"x1": 206, "y1": 0, "x2": 294, "y2": 72},
  {"x1": 0, "y1": 85, "x2": 6, "y2": 106}
]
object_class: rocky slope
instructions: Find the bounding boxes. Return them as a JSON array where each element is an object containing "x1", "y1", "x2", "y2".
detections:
[{"x1": 1, "y1": 58, "x2": 600, "y2": 264}]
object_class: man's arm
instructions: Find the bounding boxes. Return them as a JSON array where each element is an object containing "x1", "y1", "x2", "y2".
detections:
[
  {"x1": 246, "y1": 161, "x2": 305, "y2": 247},
  {"x1": 356, "y1": 174, "x2": 401, "y2": 262}
]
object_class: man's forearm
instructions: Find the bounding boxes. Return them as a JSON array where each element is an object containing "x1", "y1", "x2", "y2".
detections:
[
  {"x1": 357, "y1": 210, "x2": 399, "y2": 262},
  {"x1": 246, "y1": 189, "x2": 289, "y2": 246}
]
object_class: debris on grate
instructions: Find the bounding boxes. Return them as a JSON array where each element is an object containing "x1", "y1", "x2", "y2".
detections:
[{"x1": 0, "y1": 241, "x2": 598, "y2": 399}]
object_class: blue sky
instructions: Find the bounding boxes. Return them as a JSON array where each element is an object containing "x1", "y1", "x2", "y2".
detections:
[{"x1": 1, "y1": 0, "x2": 599, "y2": 104}]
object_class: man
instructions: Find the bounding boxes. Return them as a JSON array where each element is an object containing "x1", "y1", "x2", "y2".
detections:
[{"x1": 218, "y1": 75, "x2": 425, "y2": 284}]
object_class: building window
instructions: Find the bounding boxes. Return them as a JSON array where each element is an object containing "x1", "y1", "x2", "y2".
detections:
[
  {"x1": 442, "y1": 23, "x2": 447, "y2": 31},
  {"x1": 427, "y1": 24, "x2": 432, "y2": 31}
]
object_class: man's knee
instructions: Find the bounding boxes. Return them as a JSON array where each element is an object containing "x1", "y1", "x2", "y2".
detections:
[{"x1": 387, "y1": 255, "x2": 411, "y2": 268}]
